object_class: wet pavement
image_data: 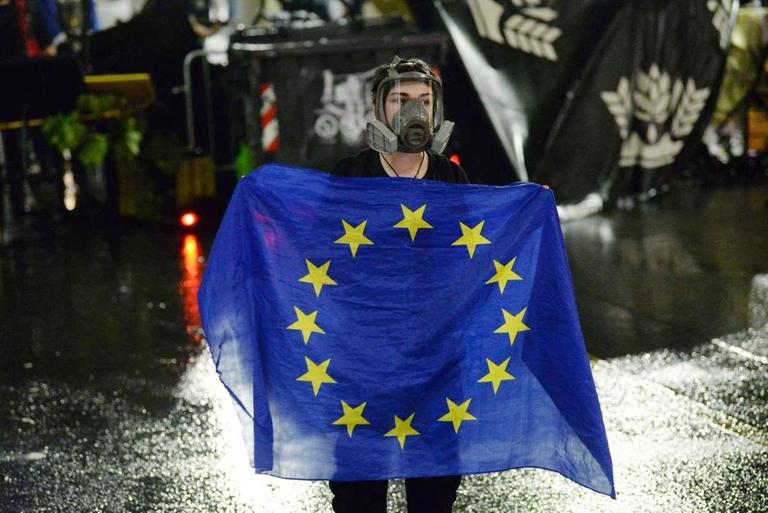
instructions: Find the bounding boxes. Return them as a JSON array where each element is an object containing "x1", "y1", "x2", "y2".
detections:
[{"x1": 1, "y1": 183, "x2": 767, "y2": 512}]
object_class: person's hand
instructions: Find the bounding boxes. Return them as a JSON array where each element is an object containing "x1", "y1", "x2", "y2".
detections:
[
  {"x1": 189, "y1": 15, "x2": 223, "y2": 39},
  {"x1": 44, "y1": 44, "x2": 58, "y2": 57}
]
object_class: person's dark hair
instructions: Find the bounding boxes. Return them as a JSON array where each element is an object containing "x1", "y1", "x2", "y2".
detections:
[{"x1": 370, "y1": 56, "x2": 435, "y2": 99}]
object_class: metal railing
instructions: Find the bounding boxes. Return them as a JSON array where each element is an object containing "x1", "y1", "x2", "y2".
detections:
[{"x1": 182, "y1": 49, "x2": 228, "y2": 155}]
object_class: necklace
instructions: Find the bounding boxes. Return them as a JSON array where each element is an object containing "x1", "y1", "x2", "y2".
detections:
[{"x1": 381, "y1": 152, "x2": 426, "y2": 178}]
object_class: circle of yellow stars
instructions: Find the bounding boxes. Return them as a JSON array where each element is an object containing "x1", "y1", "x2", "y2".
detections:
[{"x1": 284, "y1": 203, "x2": 530, "y2": 449}]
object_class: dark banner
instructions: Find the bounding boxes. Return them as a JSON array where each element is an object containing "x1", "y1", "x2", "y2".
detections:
[
  {"x1": 537, "y1": 0, "x2": 739, "y2": 202},
  {"x1": 436, "y1": 0, "x2": 738, "y2": 203},
  {"x1": 436, "y1": 0, "x2": 620, "y2": 183}
]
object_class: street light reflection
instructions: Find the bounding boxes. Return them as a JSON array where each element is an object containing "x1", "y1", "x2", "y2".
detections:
[
  {"x1": 175, "y1": 229, "x2": 331, "y2": 508},
  {"x1": 179, "y1": 234, "x2": 203, "y2": 344},
  {"x1": 175, "y1": 347, "x2": 329, "y2": 511}
]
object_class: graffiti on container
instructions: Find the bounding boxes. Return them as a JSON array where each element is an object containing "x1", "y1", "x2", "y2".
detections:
[{"x1": 314, "y1": 68, "x2": 376, "y2": 145}]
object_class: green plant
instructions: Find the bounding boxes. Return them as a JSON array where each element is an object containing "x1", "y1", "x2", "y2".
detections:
[{"x1": 42, "y1": 93, "x2": 144, "y2": 168}]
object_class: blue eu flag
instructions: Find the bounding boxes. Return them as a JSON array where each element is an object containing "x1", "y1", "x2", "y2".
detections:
[{"x1": 199, "y1": 165, "x2": 615, "y2": 497}]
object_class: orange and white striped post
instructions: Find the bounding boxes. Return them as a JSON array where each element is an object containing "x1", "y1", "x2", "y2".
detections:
[{"x1": 259, "y1": 83, "x2": 280, "y2": 156}]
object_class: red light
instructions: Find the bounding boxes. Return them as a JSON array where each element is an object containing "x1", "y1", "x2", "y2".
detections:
[
  {"x1": 180, "y1": 212, "x2": 199, "y2": 227},
  {"x1": 450, "y1": 153, "x2": 461, "y2": 165}
]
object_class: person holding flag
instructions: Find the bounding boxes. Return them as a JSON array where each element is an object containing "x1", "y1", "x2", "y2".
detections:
[
  {"x1": 328, "y1": 56, "x2": 468, "y2": 513},
  {"x1": 199, "y1": 56, "x2": 614, "y2": 513}
]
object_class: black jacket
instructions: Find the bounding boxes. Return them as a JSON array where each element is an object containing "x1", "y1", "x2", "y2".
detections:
[{"x1": 331, "y1": 148, "x2": 470, "y2": 184}]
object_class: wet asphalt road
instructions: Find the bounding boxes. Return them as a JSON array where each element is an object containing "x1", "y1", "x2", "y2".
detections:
[{"x1": 1, "y1": 184, "x2": 767, "y2": 512}]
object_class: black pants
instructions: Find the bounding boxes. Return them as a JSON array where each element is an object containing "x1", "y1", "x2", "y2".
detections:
[{"x1": 329, "y1": 476, "x2": 461, "y2": 513}]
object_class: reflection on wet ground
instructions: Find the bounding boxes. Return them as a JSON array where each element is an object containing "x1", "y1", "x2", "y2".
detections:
[
  {"x1": 564, "y1": 187, "x2": 768, "y2": 358},
  {"x1": 0, "y1": 184, "x2": 767, "y2": 512},
  {"x1": 0, "y1": 223, "x2": 208, "y2": 383}
]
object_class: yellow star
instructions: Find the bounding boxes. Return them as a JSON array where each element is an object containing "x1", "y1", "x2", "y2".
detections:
[
  {"x1": 451, "y1": 221, "x2": 491, "y2": 258},
  {"x1": 384, "y1": 413, "x2": 420, "y2": 449},
  {"x1": 296, "y1": 356, "x2": 337, "y2": 396},
  {"x1": 394, "y1": 204, "x2": 433, "y2": 241},
  {"x1": 332, "y1": 401, "x2": 370, "y2": 437},
  {"x1": 438, "y1": 398, "x2": 477, "y2": 433},
  {"x1": 335, "y1": 220, "x2": 374, "y2": 257},
  {"x1": 299, "y1": 259, "x2": 337, "y2": 297},
  {"x1": 286, "y1": 306, "x2": 325, "y2": 344},
  {"x1": 494, "y1": 307, "x2": 530, "y2": 346},
  {"x1": 485, "y1": 258, "x2": 522, "y2": 293},
  {"x1": 478, "y1": 357, "x2": 515, "y2": 394}
]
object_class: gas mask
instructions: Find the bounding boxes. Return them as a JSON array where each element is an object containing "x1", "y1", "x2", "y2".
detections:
[{"x1": 366, "y1": 71, "x2": 455, "y2": 155}]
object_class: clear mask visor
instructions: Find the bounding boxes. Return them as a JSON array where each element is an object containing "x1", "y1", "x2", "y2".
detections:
[{"x1": 374, "y1": 74, "x2": 444, "y2": 134}]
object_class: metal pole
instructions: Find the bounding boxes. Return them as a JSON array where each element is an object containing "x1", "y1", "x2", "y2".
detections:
[
  {"x1": 183, "y1": 49, "x2": 227, "y2": 153},
  {"x1": 183, "y1": 49, "x2": 206, "y2": 152},
  {"x1": 80, "y1": 0, "x2": 91, "y2": 72},
  {"x1": 202, "y1": 58, "x2": 216, "y2": 159}
]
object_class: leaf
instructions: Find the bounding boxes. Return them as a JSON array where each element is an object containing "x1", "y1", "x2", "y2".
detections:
[
  {"x1": 530, "y1": 22, "x2": 548, "y2": 38},
  {"x1": 42, "y1": 113, "x2": 86, "y2": 152},
  {"x1": 506, "y1": 14, "x2": 524, "y2": 30},
  {"x1": 522, "y1": 7, "x2": 557, "y2": 22},
  {"x1": 637, "y1": 72, "x2": 649, "y2": 93},
  {"x1": 652, "y1": 94, "x2": 671, "y2": 118},
  {"x1": 76, "y1": 95, "x2": 95, "y2": 113},
  {"x1": 118, "y1": 117, "x2": 143, "y2": 157},
  {"x1": 670, "y1": 80, "x2": 684, "y2": 110},
  {"x1": 633, "y1": 92, "x2": 653, "y2": 114},
  {"x1": 78, "y1": 133, "x2": 109, "y2": 168},
  {"x1": 543, "y1": 27, "x2": 561, "y2": 43},
  {"x1": 618, "y1": 77, "x2": 630, "y2": 99},
  {"x1": 670, "y1": 79, "x2": 711, "y2": 137},
  {"x1": 77, "y1": 93, "x2": 117, "y2": 116},
  {"x1": 600, "y1": 91, "x2": 618, "y2": 103},
  {"x1": 658, "y1": 74, "x2": 670, "y2": 96},
  {"x1": 504, "y1": 14, "x2": 560, "y2": 61}
]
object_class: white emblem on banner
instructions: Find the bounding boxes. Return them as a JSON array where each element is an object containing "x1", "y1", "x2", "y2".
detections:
[
  {"x1": 708, "y1": 0, "x2": 733, "y2": 49},
  {"x1": 601, "y1": 64, "x2": 710, "y2": 169},
  {"x1": 314, "y1": 69, "x2": 375, "y2": 145},
  {"x1": 468, "y1": 0, "x2": 562, "y2": 62}
]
